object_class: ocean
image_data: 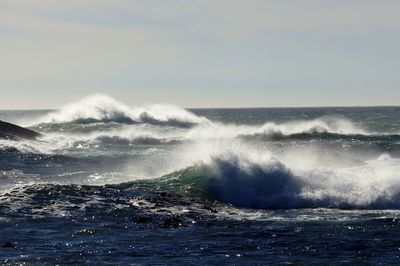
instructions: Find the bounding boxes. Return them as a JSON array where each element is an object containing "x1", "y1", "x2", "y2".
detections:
[{"x1": 1, "y1": 95, "x2": 400, "y2": 264}]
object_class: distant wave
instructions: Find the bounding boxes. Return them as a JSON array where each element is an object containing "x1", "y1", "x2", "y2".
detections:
[
  {"x1": 30, "y1": 95, "x2": 377, "y2": 137},
  {"x1": 241, "y1": 132, "x2": 400, "y2": 142},
  {"x1": 28, "y1": 94, "x2": 397, "y2": 141},
  {"x1": 165, "y1": 148, "x2": 400, "y2": 209},
  {"x1": 4, "y1": 116, "x2": 397, "y2": 156},
  {"x1": 32, "y1": 94, "x2": 210, "y2": 127},
  {"x1": 258, "y1": 118, "x2": 367, "y2": 135},
  {"x1": 14, "y1": 119, "x2": 396, "y2": 155},
  {"x1": 184, "y1": 118, "x2": 372, "y2": 141},
  {"x1": 57, "y1": 117, "x2": 376, "y2": 149}
]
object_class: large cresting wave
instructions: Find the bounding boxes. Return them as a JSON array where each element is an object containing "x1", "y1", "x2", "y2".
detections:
[
  {"x1": 167, "y1": 146, "x2": 400, "y2": 209},
  {"x1": 32, "y1": 94, "x2": 210, "y2": 127}
]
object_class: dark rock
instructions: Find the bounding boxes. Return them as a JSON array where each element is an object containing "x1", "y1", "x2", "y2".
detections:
[
  {"x1": 2, "y1": 242, "x2": 16, "y2": 248},
  {"x1": 0, "y1": 120, "x2": 41, "y2": 140}
]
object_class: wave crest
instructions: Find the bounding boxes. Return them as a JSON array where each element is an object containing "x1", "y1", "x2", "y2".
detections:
[
  {"x1": 185, "y1": 118, "x2": 368, "y2": 141},
  {"x1": 33, "y1": 94, "x2": 209, "y2": 127},
  {"x1": 203, "y1": 153, "x2": 304, "y2": 208},
  {"x1": 168, "y1": 148, "x2": 400, "y2": 209},
  {"x1": 258, "y1": 118, "x2": 366, "y2": 135}
]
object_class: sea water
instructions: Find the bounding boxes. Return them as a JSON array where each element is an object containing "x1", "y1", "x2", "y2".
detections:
[{"x1": 1, "y1": 95, "x2": 400, "y2": 264}]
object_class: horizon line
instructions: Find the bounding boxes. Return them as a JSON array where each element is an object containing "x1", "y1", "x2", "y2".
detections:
[{"x1": 1, "y1": 104, "x2": 400, "y2": 111}]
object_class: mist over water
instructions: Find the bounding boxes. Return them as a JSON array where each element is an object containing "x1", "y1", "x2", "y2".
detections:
[{"x1": 1, "y1": 95, "x2": 400, "y2": 263}]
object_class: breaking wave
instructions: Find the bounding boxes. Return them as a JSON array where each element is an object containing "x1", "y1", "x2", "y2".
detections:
[
  {"x1": 166, "y1": 148, "x2": 400, "y2": 209},
  {"x1": 4, "y1": 117, "x2": 393, "y2": 155},
  {"x1": 32, "y1": 94, "x2": 209, "y2": 127},
  {"x1": 29, "y1": 95, "x2": 375, "y2": 137}
]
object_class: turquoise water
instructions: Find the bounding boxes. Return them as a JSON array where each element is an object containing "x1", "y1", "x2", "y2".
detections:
[{"x1": 1, "y1": 95, "x2": 400, "y2": 264}]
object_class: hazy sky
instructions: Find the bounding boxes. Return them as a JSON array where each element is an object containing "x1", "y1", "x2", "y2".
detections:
[{"x1": 0, "y1": 0, "x2": 399, "y2": 108}]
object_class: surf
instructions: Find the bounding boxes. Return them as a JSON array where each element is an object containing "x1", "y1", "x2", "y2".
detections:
[
  {"x1": 160, "y1": 143, "x2": 400, "y2": 209},
  {"x1": 31, "y1": 94, "x2": 210, "y2": 127}
]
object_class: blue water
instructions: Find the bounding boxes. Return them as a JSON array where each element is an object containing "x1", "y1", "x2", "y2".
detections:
[{"x1": 1, "y1": 95, "x2": 400, "y2": 264}]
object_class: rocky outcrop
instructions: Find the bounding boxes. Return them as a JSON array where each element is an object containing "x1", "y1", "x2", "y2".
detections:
[{"x1": 0, "y1": 120, "x2": 40, "y2": 140}]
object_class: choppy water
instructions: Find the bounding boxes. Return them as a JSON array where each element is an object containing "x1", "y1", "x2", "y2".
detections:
[{"x1": 1, "y1": 95, "x2": 400, "y2": 264}]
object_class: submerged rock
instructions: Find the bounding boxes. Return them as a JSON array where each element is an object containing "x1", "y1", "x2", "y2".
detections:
[{"x1": 0, "y1": 120, "x2": 40, "y2": 140}]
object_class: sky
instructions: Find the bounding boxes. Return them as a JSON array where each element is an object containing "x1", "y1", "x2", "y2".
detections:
[{"x1": 0, "y1": 0, "x2": 399, "y2": 109}]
